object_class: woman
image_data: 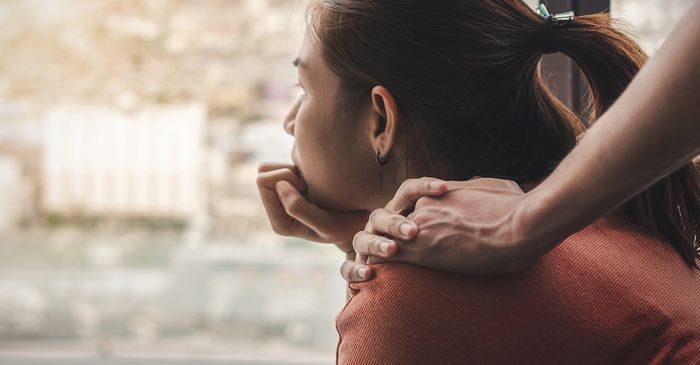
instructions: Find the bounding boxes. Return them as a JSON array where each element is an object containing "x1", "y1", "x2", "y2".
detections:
[
  {"x1": 347, "y1": 2, "x2": 700, "y2": 279},
  {"x1": 256, "y1": 0, "x2": 700, "y2": 363}
]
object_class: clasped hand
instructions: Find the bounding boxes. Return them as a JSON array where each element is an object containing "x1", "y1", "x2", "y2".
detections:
[
  {"x1": 257, "y1": 162, "x2": 534, "y2": 282},
  {"x1": 343, "y1": 177, "x2": 534, "y2": 281}
]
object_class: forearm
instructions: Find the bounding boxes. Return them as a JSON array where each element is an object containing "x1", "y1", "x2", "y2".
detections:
[{"x1": 522, "y1": 3, "x2": 700, "y2": 251}]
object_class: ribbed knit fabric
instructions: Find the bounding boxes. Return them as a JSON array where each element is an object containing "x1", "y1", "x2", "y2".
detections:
[{"x1": 335, "y1": 213, "x2": 700, "y2": 364}]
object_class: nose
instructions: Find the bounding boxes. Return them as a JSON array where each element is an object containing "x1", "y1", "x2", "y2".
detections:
[{"x1": 283, "y1": 98, "x2": 301, "y2": 136}]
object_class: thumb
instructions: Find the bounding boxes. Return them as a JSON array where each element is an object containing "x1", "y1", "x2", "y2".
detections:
[{"x1": 275, "y1": 180, "x2": 335, "y2": 235}]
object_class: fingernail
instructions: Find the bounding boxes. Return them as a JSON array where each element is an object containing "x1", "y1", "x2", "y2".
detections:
[
  {"x1": 380, "y1": 241, "x2": 390, "y2": 254},
  {"x1": 399, "y1": 223, "x2": 414, "y2": 236},
  {"x1": 358, "y1": 267, "x2": 368, "y2": 278},
  {"x1": 429, "y1": 181, "x2": 444, "y2": 191}
]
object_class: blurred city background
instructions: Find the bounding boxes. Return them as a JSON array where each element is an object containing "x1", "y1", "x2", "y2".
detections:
[{"x1": 0, "y1": 0, "x2": 694, "y2": 364}]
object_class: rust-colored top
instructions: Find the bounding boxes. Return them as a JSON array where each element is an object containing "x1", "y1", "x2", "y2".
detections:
[{"x1": 336, "y1": 213, "x2": 700, "y2": 364}]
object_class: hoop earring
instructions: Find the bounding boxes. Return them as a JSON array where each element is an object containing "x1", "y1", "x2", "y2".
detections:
[{"x1": 376, "y1": 150, "x2": 390, "y2": 191}]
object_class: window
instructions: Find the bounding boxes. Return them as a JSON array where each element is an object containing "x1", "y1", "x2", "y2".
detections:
[
  {"x1": 0, "y1": 1, "x2": 695, "y2": 364},
  {"x1": 612, "y1": 0, "x2": 696, "y2": 54},
  {"x1": 0, "y1": 1, "x2": 342, "y2": 364},
  {"x1": 531, "y1": 0, "x2": 694, "y2": 117}
]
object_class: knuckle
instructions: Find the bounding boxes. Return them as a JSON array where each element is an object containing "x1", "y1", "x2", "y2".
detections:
[
  {"x1": 285, "y1": 196, "x2": 301, "y2": 215},
  {"x1": 270, "y1": 222, "x2": 289, "y2": 236},
  {"x1": 409, "y1": 213, "x2": 426, "y2": 226},
  {"x1": 279, "y1": 167, "x2": 293, "y2": 178},
  {"x1": 393, "y1": 180, "x2": 408, "y2": 195},
  {"x1": 391, "y1": 216, "x2": 406, "y2": 231},
  {"x1": 255, "y1": 173, "x2": 267, "y2": 186},
  {"x1": 391, "y1": 214, "x2": 406, "y2": 224},
  {"x1": 398, "y1": 179, "x2": 413, "y2": 193},
  {"x1": 384, "y1": 197, "x2": 399, "y2": 212},
  {"x1": 277, "y1": 187, "x2": 290, "y2": 201},
  {"x1": 368, "y1": 208, "x2": 384, "y2": 223},
  {"x1": 410, "y1": 177, "x2": 424, "y2": 188},
  {"x1": 414, "y1": 177, "x2": 433, "y2": 194},
  {"x1": 352, "y1": 231, "x2": 365, "y2": 250},
  {"x1": 415, "y1": 196, "x2": 433, "y2": 208},
  {"x1": 371, "y1": 236, "x2": 384, "y2": 253},
  {"x1": 352, "y1": 230, "x2": 364, "y2": 242}
]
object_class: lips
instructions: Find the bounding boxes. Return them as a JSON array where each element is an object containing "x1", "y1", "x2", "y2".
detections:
[
  {"x1": 291, "y1": 149, "x2": 299, "y2": 168},
  {"x1": 291, "y1": 149, "x2": 305, "y2": 184}
]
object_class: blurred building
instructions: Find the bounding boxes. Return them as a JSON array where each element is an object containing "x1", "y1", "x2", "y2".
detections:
[
  {"x1": 1, "y1": 0, "x2": 692, "y2": 362},
  {"x1": 41, "y1": 104, "x2": 205, "y2": 219},
  {"x1": 612, "y1": 0, "x2": 696, "y2": 54},
  {"x1": 0, "y1": 156, "x2": 27, "y2": 231},
  {"x1": 0, "y1": 102, "x2": 40, "y2": 232}
]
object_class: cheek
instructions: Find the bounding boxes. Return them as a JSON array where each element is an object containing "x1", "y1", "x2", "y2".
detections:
[
  {"x1": 292, "y1": 112, "x2": 375, "y2": 211},
  {"x1": 292, "y1": 106, "x2": 327, "y2": 169}
]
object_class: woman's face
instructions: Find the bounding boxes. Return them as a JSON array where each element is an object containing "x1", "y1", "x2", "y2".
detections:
[{"x1": 284, "y1": 33, "x2": 392, "y2": 212}]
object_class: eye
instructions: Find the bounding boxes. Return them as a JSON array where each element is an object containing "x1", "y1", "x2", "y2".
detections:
[{"x1": 293, "y1": 82, "x2": 307, "y2": 99}]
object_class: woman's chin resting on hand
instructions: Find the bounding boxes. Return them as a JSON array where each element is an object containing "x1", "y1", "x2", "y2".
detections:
[{"x1": 257, "y1": 0, "x2": 700, "y2": 362}]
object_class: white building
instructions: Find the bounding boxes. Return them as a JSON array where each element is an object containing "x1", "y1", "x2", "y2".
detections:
[
  {"x1": 41, "y1": 104, "x2": 205, "y2": 219},
  {"x1": 0, "y1": 156, "x2": 27, "y2": 232}
]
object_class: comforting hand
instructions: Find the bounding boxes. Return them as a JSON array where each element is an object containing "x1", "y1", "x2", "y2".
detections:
[
  {"x1": 340, "y1": 177, "x2": 449, "y2": 281},
  {"x1": 341, "y1": 178, "x2": 541, "y2": 281},
  {"x1": 256, "y1": 162, "x2": 370, "y2": 253}
]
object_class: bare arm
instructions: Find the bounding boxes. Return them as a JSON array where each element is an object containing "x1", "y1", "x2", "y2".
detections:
[{"x1": 520, "y1": 2, "x2": 700, "y2": 257}]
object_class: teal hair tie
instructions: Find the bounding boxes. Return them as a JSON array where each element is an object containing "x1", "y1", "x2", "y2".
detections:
[
  {"x1": 536, "y1": 3, "x2": 575, "y2": 26},
  {"x1": 535, "y1": 2, "x2": 575, "y2": 54}
]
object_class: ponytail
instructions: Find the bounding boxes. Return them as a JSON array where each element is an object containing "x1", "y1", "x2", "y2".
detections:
[
  {"x1": 310, "y1": 0, "x2": 699, "y2": 267},
  {"x1": 539, "y1": 13, "x2": 700, "y2": 268}
]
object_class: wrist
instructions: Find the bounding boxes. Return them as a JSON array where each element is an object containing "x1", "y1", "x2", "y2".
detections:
[{"x1": 512, "y1": 188, "x2": 563, "y2": 258}]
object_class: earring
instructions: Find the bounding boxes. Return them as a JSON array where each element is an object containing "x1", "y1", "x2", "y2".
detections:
[{"x1": 376, "y1": 150, "x2": 390, "y2": 191}]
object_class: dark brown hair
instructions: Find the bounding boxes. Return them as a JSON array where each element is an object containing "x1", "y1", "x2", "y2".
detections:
[{"x1": 308, "y1": 0, "x2": 700, "y2": 268}]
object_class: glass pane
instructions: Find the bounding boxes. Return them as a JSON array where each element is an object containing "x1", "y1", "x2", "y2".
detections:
[
  {"x1": 0, "y1": 1, "x2": 342, "y2": 364},
  {"x1": 612, "y1": 0, "x2": 696, "y2": 54},
  {"x1": 524, "y1": 0, "x2": 539, "y2": 9}
]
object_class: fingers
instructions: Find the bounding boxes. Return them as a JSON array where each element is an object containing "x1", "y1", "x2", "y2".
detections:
[
  {"x1": 258, "y1": 162, "x2": 298, "y2": 173},
  {"x1": 257, "y1": 162, "x2": 369, "y2": 244},
  {"x1": 256, "y1": 164, "x2": 316, "y2": 239},
  {"x1": 275, "y1": 181, "x2": 331, "y2": 231},
  {"x1": 340, "y1": 260, "x2": 373, "y2": 282},
  {"x1": 275, "y1": 181, "x2": 368, "y2": 243},
  {"x1": 366, "y1": 208, "x2": 417, "y2": 240},
  {"x1": 352, "y1": 230, "x2": 398, "y2": 259},
  {"x1": 385, "y1": 177, "x2": 448, "y2": 215},
  {"x1": 260, "y1": 182, "x2": 317, "y2": 239},
  {"x1": 257, "y1": 164, "x2": 307, "y2": 193}
]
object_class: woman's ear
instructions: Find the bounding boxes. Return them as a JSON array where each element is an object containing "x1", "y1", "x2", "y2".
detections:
[{"x1": 368, "y1": 85, "x2": 399, "y2": 159}]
